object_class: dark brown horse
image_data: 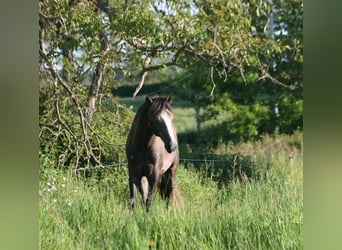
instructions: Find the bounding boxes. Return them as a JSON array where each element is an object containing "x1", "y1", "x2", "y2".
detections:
[{"x1": 126, "y1": 95, "x2": 179, "y2": 209}]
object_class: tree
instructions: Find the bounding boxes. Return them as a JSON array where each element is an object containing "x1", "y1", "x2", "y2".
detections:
[
  {"x1": 174, "y1": 0, "x2": 303, "y2": 141},
  {"x1": 39, "y1": 0, "x2": 129, "y2": 167},
  {"x1": 39, "y1": 0, "x2": 303, "y2": 168}
]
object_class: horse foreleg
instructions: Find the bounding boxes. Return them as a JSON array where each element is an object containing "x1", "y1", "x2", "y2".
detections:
[
  {"x1": 146, "y1": 172, "x2": 160, "y2": 210},
  {"x1": 129, "y1": 176, "x2": 138, "y2": 209},
  {"x1": 160, "y1": 168, "x2": 173, "y2": 206},
  {"x1": 140, "y1": 176, "x2": 149, "y2": 204}
]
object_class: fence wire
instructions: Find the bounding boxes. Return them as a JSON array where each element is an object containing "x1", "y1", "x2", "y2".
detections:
[{"x1": 39, "y1": 157, "x2": 229, "y2": 176}]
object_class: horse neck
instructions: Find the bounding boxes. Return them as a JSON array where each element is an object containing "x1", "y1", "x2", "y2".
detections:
[{"x1": 130, "y1": 105, "x2": 153, "y2": 146}]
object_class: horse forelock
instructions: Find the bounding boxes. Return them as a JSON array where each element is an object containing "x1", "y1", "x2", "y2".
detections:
[{"x1": 149, "y1": 98, "x2": 173, "y2": 117}]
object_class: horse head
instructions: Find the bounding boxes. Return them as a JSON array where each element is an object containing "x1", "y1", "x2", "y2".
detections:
[{"x1": 146, "y1": 95, "x2": 178, "y2": 153}]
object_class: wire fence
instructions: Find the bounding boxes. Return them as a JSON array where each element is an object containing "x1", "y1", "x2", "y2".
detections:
[{"x1": 39, "y1": 157, "x2": 230, "y2": 176}]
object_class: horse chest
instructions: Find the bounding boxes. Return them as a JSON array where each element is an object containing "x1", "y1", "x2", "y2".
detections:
[{"x1": 129, "y1": 146, "x2": 173, "y2": 175}]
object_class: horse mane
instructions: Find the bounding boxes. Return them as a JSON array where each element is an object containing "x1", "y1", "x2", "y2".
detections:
[{"x1": 127, "y1": 97, "x2": 173, "y2": 150}]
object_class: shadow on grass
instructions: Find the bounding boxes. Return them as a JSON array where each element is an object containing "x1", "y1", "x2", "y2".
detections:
[{"x1": 178, "y1": 130, "x2": 266, "y2": 186}]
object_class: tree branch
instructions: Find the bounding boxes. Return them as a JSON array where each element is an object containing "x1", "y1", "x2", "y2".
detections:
[
  {"x1": 132, "y1": 47, "x2": 183, "y2": 97},
  {"x1": 209, "y1": 66, "x2": 216, "y2": 98},
  {"x1": 41, "y1": 52, "x2": 102, "y2": 166},
  {"x1": 258, "y1": 69, "x2": 294, "y2": 89},
  {"x1": 133, "y1": 71, "x2": 149, "y2": 97}
]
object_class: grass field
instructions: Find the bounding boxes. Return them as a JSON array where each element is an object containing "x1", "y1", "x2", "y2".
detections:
[{"x1": 39, "y1": 134, "x2": 303, "y2": 249}]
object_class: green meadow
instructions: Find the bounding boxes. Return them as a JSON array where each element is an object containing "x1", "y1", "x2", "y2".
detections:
[
  {"x1": 39, "y1": 134, "x2": 303, "y2": 249},
  {"x1": 39, "y1": 1, "x2": 303, "y2": 248}
]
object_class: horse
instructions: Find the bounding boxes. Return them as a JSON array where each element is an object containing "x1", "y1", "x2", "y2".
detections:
[{"x1": 125, "y1": 95, "x2": 180, "y2": 210}]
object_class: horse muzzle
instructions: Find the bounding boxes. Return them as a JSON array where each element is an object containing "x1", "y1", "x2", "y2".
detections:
[{"x1": 165, "y1": 141, "x2": 178, "y2": 153}]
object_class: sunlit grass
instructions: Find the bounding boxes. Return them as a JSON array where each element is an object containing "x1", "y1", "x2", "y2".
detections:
[{"x1": 39, "y1": 134, "x2": 303, "y2": 249}]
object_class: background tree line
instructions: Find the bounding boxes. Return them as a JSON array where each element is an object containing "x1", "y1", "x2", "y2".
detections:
[{"x1": 39, "y1": 0, "x2": 303, "y2": 168}]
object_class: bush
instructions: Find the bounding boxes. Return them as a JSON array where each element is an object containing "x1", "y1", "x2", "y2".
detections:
[{"x1": 39, "y1": 79, "x2": 134, "y2": 170}]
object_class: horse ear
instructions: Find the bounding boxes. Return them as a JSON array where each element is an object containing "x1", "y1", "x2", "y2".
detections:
[
  {"x1": 166, "y1": 94, "x2": 172, "y2": 103},
  {"x1": 146, "y1": 96, "x2": 153, "y2": 105}
]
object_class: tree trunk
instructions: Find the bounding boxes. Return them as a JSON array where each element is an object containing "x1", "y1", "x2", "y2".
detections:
[
  {"x1": 195, "y1": 106, "x2": 201, "y2": 132},
  {"x1": 85, "y1": 12, "x2": 108, "y2": 124}
]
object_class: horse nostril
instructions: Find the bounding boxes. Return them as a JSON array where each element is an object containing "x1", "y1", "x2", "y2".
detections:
[{"x1": 166, "y1": 142, "x2": 177, "y2": 153}]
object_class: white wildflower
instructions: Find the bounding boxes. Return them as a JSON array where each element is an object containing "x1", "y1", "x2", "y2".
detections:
[{"x1": 66, "y1": 199, "x2": 73, "y2": 206}]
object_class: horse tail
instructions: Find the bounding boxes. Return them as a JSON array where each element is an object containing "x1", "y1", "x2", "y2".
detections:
[{"x1": 170, "y1": 186, "x2": 184, "y2": 208}]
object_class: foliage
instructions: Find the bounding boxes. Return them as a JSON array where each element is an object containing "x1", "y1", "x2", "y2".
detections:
[
  {"x1": 39, "y1": 0, "x2": 131, "y2": 168},
  {"x1": 40, "y1": 134, "x2": 303, "y2": 249},
  {"x1": 39, "y1": 0, "x2": 303, "y2": 168},
  {"x1": 39, "y1": 77, "x2": 134, "y2": 168},
  {"x1": 173, "y1": 0, "x2": 303, "y2": 141}
]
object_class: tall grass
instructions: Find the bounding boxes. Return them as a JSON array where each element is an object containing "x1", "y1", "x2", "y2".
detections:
[{"x1": 39, "y1": 135, "x2": 303, "y2": 249}]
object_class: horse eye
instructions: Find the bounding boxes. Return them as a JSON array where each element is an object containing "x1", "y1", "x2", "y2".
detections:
[{"x1": 152, "y1": 116, "x2": 161, "y2": 122}]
